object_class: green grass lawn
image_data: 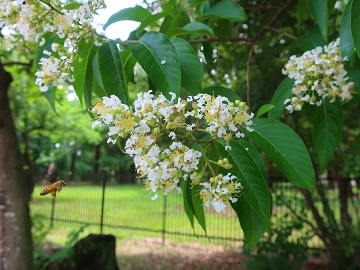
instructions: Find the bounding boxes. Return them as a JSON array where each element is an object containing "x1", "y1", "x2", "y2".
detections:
[{"x1": 31, "y1": 183, "x2": 244, "y2": 246}]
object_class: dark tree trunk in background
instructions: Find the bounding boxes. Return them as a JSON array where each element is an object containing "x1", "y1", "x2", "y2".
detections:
[
  {"x1": 93, "y1": 144, "x2": 101, "y2": 184},
  {"x1": 0, "y1": 62, "x2": 33, "y2": 269}
]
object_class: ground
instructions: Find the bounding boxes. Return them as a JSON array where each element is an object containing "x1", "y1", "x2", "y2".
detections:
[{"x1": 117, "y1": 238, "x2": 332, "y2": 270}]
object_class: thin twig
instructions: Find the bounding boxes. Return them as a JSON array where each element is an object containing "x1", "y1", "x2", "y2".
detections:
[{"x1": 264, "y1": 26, "x2": 298, "y2": 40}]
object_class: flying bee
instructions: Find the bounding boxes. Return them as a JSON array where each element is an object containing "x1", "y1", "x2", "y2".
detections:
[{"x1": 40, "y1": 180, "x2": 67, "y2": 197}]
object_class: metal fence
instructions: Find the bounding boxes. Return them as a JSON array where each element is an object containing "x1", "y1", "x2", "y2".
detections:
[{"x1": 30, "y1": 177, "x2": 360, "y2": 247}]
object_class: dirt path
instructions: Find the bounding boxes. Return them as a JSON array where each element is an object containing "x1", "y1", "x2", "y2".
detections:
[{"x1": 117, "y1": 238, "x2": 330, "y2": 270}]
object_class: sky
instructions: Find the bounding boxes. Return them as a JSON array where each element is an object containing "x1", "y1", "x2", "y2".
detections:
[{"x1": 93, "y1": 0, "x2": 143, "y2": 40}]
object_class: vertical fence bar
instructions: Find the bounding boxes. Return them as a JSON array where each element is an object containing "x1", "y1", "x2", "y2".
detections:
[
  {"x1": 50, "y1": 196, "x2": 55, "y2": 228},
  {"x1": 100, "y1": 176, "x2": 106, "y2": 234},
  {"x1": 162, "y1": 195, "x2": 167, "y2": 245}
]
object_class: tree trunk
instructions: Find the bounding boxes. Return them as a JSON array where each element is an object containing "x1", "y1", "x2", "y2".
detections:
[{"x1": 0, "y1": 62, "x2": 33, "y2": 268}]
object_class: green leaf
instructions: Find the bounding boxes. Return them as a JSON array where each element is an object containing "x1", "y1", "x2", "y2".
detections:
[
  {"x1": 201, "y1": 86, "x2": 241, "y2": 101},
  {"x1": 72, "y1": 39, "x2": 97, "y2": 105},
  {"x1": 160, "y1": 11, "x2": 190, "y2": 34},
  {"x1": 351, "y1": 0, "x2": 360, "y2": 58},
  {"x1": 84, "y1": 46, "x2": 100, "y2": 106},
  {"x1": 182, "y1": 176, "x2": 207, "y2": 237},
  {"x1": 120, "y1": 49, "x2": 137, "y2": 85},
  {"x1": 244, "y1": 118, "x2": 316, "y2": 191},
  {"x1": 191, "y1": 183, "x2": 207, "y2": 236},
  {"x1": 91, "y1": 57, "x2": 106, "y2": 99},
  {"x1": 128, "y1": 32, "x2": 181, "y2": 99},
  {"x1": 213, "y1": 19, "x2": 233, "y2": 38},
  {"x1": 32, "y1": 33, "x2": 62, "y2": 72},
  {"x1": 97, "y1": 41, "x2": 128, "y2": 104},
  {"x1": 182, "y1": 22, "x2": 214, "y2": 36},
  {"x1": 256, "y1": 104, "x2": 275, "y2": 118},
  {"x1": 296, "y1": 26, "x2": 326, "y2": 51},
  {"x1": 308, "y1": 0, "x2": 328, "y2": 42},
  {"x1": 297, "y1": 0, "x2": 308, "y2": 31},
  {"x1": 214, "y1": 139, "x2": 271, "y2": 249},
  {"x1": 340, "y1": 0, "x2": 354, "y2": 58},
  {"x1": 137, "y1": 12, "x2": 168, "y2": 37},
  {"x1": 202, "y1": 42, "x2": 215, "y2": 69},
  {"x1": 269, "y1": 77, "x2": 294, "y2": 119},
  {"x1": 170, "y1": 38, "x2": 204, "y2": 94},
  {"x1": 182, "y1": 179, "x2": 196, "y2": 235},
  {"x1": 200, "y1": 0, "x2": 248, "y2": 22},
  {"x1": 308, "y1": 100, "x2": 343, "y2": 172},
  {"x1": 165, "y1": 22, "x2": 215, "y2": 38},
  {"x1": 42, "y1": 85, "x2": 56, "y2": 112},
  {"x1": 63, "y1": 2, "x2": 83, "y2": 10},
  {"x1": 103, "y1": 6, "x2": 151, "y2": 30}
]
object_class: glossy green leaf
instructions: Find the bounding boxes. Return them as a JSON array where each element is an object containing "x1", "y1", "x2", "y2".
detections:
[
  {"x1": 91, "y1": 53, "x2": 106, "y2": 98},
  {"x1": 297, "y1": 0, "x2": 308, "y2": 30},
  {"x1": 120, "y1": 49, "x2": 137, "y2": 84},
  {"x1": 256, "y1": 104, "x2": 275, "y2": 118},
  {"x1": 42, "y1": 85, "x2": 56, "y2": 112},
  {"x1": 191, "y1": 183, "x2": 207, "y2": 236},
  {"x1": 351, "y1": 0, "x2": 360, "y2": 58},
  {"x1": 128, "y1": 32, "x2": 181, "y2": 99},
  {"x1": 213, "y1": 19, "x2": 233, "y2": 38},
  {"x1": 214, "y1": 139, "x2": 271, "y2": 249},
  {"x1": 202, "y1": 42, "x2": 215, "y2": 69},
  {"x1": 244, "y1": 118, "x2": 316, "y2": 191},
  {"x1": 182, "y1": 175, "x2": 207, "y2": 237},
  {"x1": 269, "y1": 77, "x2": 294, "y2": 119},
  {"x1": 183, "y1": 22, "x2": 214, "y2": 36},
  {"x1": 137, "y1": 12, "x2": 168, "y2": 37},
  {"x1": 103, "y1": 6, "x2": 151, "y2": 30},
  {"x1": 296, "y1": 26, "x2": 326, "y2": 51},
  {"x1": 72, "y1": 39, "x2": 97, "y2": 105},
  {"x1": 308, "y1": 100, "x2": 343, "y2": 172},
  {"x1": 165, "y1": 21, "x2": 216, "y2": 38},
  {"x1": 182, "y1": 179, "x2": 196, "y2": 235},
  {"x1": 200, "y1": 0, "x2": 248, "y2": 22},
  {"x1": 171, "y1": 38, "x2": 203, "y2": 94},
  {"x1": 160, "y1": 11, "x2": 190, "y2": 34},
  {"x1": 63, "y1": 2, "x2": 82, "y2": 10},
  {"x1": 97, "y1": 41, "x2": 128, "y2": 104},
  {"x1": 340, "y1": 0, "x2": 354, "y2": 58},
  {"x1": 32, "y1": 33, "x2": 62, "y2": 72},
  {"x1": 84, "y1": 45, "x2": 101, "y2": 106},
  {"x1": 201, "y1": 86, "x2": 241, "y2": 101},
  {"x1": 309, "y1": 0, "x2": 328, "y2": 42}
]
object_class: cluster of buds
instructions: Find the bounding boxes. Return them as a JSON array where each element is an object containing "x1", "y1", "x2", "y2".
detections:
[
  {"x1": 0, "y1": 0, "x2": 106, "y2": 91},
  {"x1": 282, "y1": 38, "x2": 354, "y2": 113},
  {"x1": 92, "y1": 91, "x2": 254, "y2": 212}
]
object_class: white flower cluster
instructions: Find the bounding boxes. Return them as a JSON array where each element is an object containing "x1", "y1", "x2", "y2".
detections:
[
  {"x1": 282, "y1": 38, "x2": 354, "y2": 113},
  {"x1": 199, "y1": 173, "x2": 243, "y2": 213},
  {"x1": 0, "y1": 0, "x2": 105, "y2": 91},
  {"x1": 92, "y1": 91, "x2": 254, "y2": 212},
  {"x1": 35, "y1": 45, "x2": 74, "y2": 92}
]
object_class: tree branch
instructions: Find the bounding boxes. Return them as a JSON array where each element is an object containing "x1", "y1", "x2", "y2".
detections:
[
  {"x1": 264, "y1": 25, "x2": 298, "y2": 40},
  {"x1": 2, "y1": 61, "x2": 32, "y2": 67}
]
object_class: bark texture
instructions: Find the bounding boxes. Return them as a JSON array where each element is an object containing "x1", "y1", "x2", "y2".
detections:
[{"x1": 0, "y1": 62, "x2": 33, "y2": 269}]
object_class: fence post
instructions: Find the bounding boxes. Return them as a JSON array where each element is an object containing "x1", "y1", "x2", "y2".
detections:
[
  {"x1": 100, "y1": 176, "x2": 106, "y2": 234},
  {"x1": 50, "y1": 196, "x2": 55, "y2": 228},
  {"x1": 162, "y1": 195, "x2": 167, "y2": 245}
]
